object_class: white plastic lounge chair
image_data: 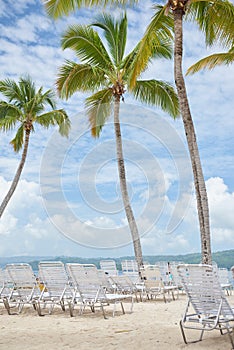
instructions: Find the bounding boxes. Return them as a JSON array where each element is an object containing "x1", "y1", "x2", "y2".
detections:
[
  {"x1": 217, "y1": 268, "x2": 233, "y2": 296},
  {"x1": 169, "y1": 263, "x2": 183, "y2": 290},
  {"x1": 37, "y1": 261, "x2": 74, "y2": 316},
  {"x1": 177, "y1": 264, "x2": 234, "y2": 348},
  {"x1": 121, "y1": 260, "x2": 140, "y2": 284},
  {"x1": 109, "y1": 275, "x2": 141, "y2": 302},
  {"x1": 0, "y1": 268, "x2": 13, "y2": 308},
  {"x1": 140, "y1": 265, "x2": 178, "y2": 302},
  {"x1": 98, "y1": 269, "x2": 115, "y2": 293},
  {"x1": 66, "y1": 263, "x2": 133, "y2": 318},
  {"x1": 100, "y1": 260, "x2": 119, "y2": 276},
  {"x1": 3, "y1": 263, "x2": 40, "y2": 314}
]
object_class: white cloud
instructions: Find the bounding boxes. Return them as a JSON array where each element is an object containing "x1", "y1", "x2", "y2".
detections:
[{"x1": 206, "y1": 177, "x2": 234, "y2": 249}]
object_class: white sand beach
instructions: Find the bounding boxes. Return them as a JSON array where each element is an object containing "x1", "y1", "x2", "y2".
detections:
[{"x1": 0, "y1": 294, "x2": 233, "y2": 350}]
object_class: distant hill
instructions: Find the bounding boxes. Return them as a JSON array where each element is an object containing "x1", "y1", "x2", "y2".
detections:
[{"x1": 0, "y1": 249, "x2": 233, "y2": 270}]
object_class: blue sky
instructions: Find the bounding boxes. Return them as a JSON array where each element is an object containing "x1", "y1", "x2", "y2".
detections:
[{"x1": 0, "y1": 0, "x2": 233, "y2": 258}]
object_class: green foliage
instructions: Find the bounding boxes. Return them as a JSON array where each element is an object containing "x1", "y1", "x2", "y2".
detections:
[
  {"x1": 92, "y1": 12, "x2": 128, "y2": 68},
  {"x1": 58, "y1": 12, "x2": 179, "y2": 137},
  {"x1": 0, "y1": 76, "x2": 70, "y2": 152},
  {"x1": 132, "y1": 80, "x2": 180, "y2": 118},
  {"x1": 42, "y1": 0, "x2": 138, "y2": 19},
  {"x1": 188, "y1": 0, "x2": 234, "y2": 48},
  {"x1": 57, "y1": 61, "x2": 106, "y2": 98},
  {"x1": 128, "y1": 5, "x2": 174, "y2": 89},
  {"x1": 61, "y1": 25, "x2": 114, "y2": 70},
  {"x1": 1, "y1": 249, "x2": 233, "y2": 271},
  {"x1": 85, "y1": 88, "x2": 113, "y2": 137},
  {"x1": 187, "y1": 46, "x2": 234, "y2": 75}
]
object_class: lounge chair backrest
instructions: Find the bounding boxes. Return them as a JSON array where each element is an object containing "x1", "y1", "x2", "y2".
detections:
[
  {"x1": 100, "y1": 260, "x2": 118, "y2": 276},
  {"x1": 140, "y1": 265, "x2": 164, "y2": 288},
  {"x1": 0, "y1": 268, "x2": 10, "y2": 297},
  {"x1": 169, "y1": 264, "x2": 182, "y2": 287},
  {"x1": 121, "y1": 260, "x2": 138, "y2": 273},
  {"x1": 217, "y1": 267, "x2": 231, "y2": 285},
  {"x1": 67, "y1": 263, "x2": 104, "y2": 301},
  {"x1": 5, "y1": 263, "x2": 37, "y2": 290},
  {"x1": 177, "y1": 264, "x2": 233, "y2": 317},
  {"x1": 38, "y1": 261, "x2": 71, "y2": 296}
]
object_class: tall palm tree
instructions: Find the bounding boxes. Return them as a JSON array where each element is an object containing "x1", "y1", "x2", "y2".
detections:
[
  {"x1": 56, "y1": 13, "x2": 179, "y2": 271},
  {"x1": 0, "y1": 76, "x2": 70, "y2": 218},
  {"x1": 187, "y1": 45, "x2": 234, "y2": 74},
  {"x1": 135, "y1": 0, "x2": 234, "y2": 265},
  {"x1": 43, "y1": 0, "x2": 234, "y2": 265}
]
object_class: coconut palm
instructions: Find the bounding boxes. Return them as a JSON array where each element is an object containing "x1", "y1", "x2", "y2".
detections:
[
  {"x1": 134, "y1": 0, "x2": 234, "y2": 265},
  {"x1": 187, "y1": 45, "x2": 234, "y2": 74},
  {"x1": 0, "y1": 76, "x2": 70, "y2": 218},
  {"x1": 57, "y1": 13, "x2": 179, "y2": 271},
  {"x1": 43, "y1": 0, "x2": 234, "y2": 265}
]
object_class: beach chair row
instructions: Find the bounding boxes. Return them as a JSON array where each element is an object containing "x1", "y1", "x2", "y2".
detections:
[
  {"x1": 101, "y1": 259, "x2": 233, "y2": 296},
  {"x1": 0, "y1": 261, "x2": 182, "y2": 317},
  {"x1": 0, "y1": 262, "x2": 134, "y2": 318}
]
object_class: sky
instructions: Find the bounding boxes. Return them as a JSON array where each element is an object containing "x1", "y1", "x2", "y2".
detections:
[{"x1": 0, "y1": 0, "x2": 233, "y2": 259}]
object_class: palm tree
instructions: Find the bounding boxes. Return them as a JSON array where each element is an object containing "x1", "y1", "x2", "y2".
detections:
[
  {"x1": 56, "y1": 13, "x2": 179, "y2": 272},
  {"x1": 43, "y1": 0, "x2": 234, "y2": 265},
  {"x1": 138, "y1": 1, "x2": 234, "y2": 265},
  {"x1": 187, "y1": 45, "x2": 234, "y2": 75},
  {"x1": 0, "y1": 76, "x2": 70, "y2": 218}
]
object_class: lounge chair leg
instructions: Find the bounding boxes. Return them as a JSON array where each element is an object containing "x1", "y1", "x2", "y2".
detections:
[
  {"x1": 101, "y1": 304, "x2": 107, "y2": 319},
  {"x1": 36, "y1": 302, "x2": 44, "y2": 316},
  {"x1": 120, "y1": 302, "x2": 125, "y2": 315},
  {"x1": 60, "y1": 300, "x2": 65, "y2": 311},
  {"x1": 130, "y1": 298, "x2": 134, "y2": 313},
  {"x1": 79, "y1": 304, "x2": 85, "y2": 315},
  {"x1": 226, "y1": 327, "x2": 234, "y2": 348},
  {"x1": 68, "y1": 302, "x2": 74, "y2": 317},
  {"x1": 3, "y1": 298, "x2": 11, "y2": 315},
  {"x1": 180, "y1": 320, "x2": 205, "y2": 344},
  {"x1": 179, "y1": 321, "x2": 188, "y2": 344},
  {"x1": 18, "y1": 303, "x2": 24, "y2": 314},
  {"x1": 112, "y1": 302, "x2": 117, "y2": 317},
  {"x1": 198, "y1": 329, "x2": 205, "y2": 342}
]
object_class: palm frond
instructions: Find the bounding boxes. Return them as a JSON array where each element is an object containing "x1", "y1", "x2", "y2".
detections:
[
  {"x1": 10, "y1": 123, "x2": 25, "y2": 152},
  {"x1": 0, "y1": 79, "x2": 23, "y2": 104},
  {"x1": 57, "y1": 60, "x2": 106, "y2": 98},
  {"x1": 42, "y1": 0, "x2": 138, "y2": 19},
  {"x1": 132, "y1": 80, "x2": 180, "y2": 118},
  {"x1": 128, "y1": 5, "x2": 174, "y2": 89},
  {"x1": 61, "y1": 25, "x2": 114, "y2": 71},
  {"x1": 41, "y1": 89, "x2": 57, "y2": 109},
  {"x1": 92, "y1": 12, "x2": 127, "y2": 67},
  {"x1": 188, "y1": 0, "x2": 234, "y2": 48},
  {"x1": 186, "y1": 49, "x2": 234, "y2": 74},
  {"x1": 0, "y1": 102, "x2": 21, "y2": 131},
  {"x1": 18, "y1": 76, "x2": 36, "y2": 104},
  {"x1": 85, "y1": 88, "x2": 113, "y2": 137},
  {"x1": 36, "y1": 110, "x2": 71, "y2": 137}
]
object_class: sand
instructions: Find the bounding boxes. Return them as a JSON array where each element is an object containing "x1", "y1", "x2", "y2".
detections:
[{"x1": 0, "y1": 294, "x2": 233, "y2": 350}]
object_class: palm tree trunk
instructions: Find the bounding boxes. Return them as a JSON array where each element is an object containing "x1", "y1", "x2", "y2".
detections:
[
  {"x1": 173, "y1": 9, "x2": 212, "y2": 264},
  {"x1": 113, "y1": 97, "x2": 144, "y2": 273},
  {"x1": 0, "y1": 130, "x2": 30, "y2": 218}
]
